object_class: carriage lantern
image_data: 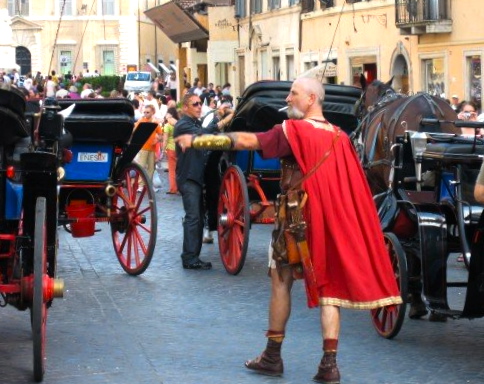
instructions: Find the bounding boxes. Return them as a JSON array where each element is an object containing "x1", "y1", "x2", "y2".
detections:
[
  {"x1": 38, "y1": 97, "x2": 64, "y2": 143},
  {"x1": 410, "y1": 131, "x2": 428, "y2": 190}
]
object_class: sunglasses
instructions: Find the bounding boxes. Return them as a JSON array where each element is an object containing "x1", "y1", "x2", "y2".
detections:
[{"x1": 191, "y1": 101, "x2": 202, "y2": 107}]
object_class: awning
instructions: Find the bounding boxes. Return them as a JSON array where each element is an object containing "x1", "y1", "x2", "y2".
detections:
[
  {"x1": 159, "y1": 63, "x2": 171, "y2": 73},
  {"x1": 147, "y1": 62, "x2": 160, "y2": 74},
  {"x1": 170, "y1": 64, "x2": 177, "y2": 72},
  {"x1": 145, "y1": 2, "x2": 209, "y2": 44}
]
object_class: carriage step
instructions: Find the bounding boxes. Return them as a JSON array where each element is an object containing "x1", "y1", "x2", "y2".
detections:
[{"x1": 432, "y1": 309, "x2": 462, "y2": 319}]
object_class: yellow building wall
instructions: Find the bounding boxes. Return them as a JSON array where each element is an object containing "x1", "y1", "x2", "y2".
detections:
[
  {"x1": 301, "y1": 1, "x2": 417, "y2": 89},
  {"x1": 300, "y1": 0, "x2": 483, "y2": 107},
  {"x1": 10, "y1": 0, "x2": 177, "y2": 77},
  {"x1": 416, "y1": 0, "x2": 484, "y2": 107}
]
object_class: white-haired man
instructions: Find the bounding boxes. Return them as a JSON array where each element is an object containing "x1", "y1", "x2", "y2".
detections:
[{"x1": 176, "y1": 77, "x2": 402, "y2": 383}]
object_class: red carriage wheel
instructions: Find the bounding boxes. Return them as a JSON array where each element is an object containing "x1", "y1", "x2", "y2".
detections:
[
  {"x1": 217, "y1": 165, "x2": 250, "y2": 275},
  {"x1": 371, "y1": 232, "x2": 408, "y2": 339},
  {"x1": 33, "y1": 197, "x2": 47, "y2": 382},
  {"x1": 111, "y1": 163, "x2": 157, "y2": 275}
]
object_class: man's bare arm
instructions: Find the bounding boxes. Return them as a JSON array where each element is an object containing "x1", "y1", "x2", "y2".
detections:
[
  {"x1": 175, "y1": 132, "x2": 260, "y2": 151},
  {"x1": 226, "y1": 132, "x2": 261, "y2": 150}
]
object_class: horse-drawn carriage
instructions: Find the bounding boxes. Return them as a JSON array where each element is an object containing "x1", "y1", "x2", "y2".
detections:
[
  {"x1": 355, "y1": 80, "x2": 484, "y2": 337},
  {"x1": 1, "y1": 85, "x2": 65, "y2": 381},
  {"x1": 56, "y1": 98, "x2": 158, "y2": 276},
  {"x1": 216, "y1": 78, "x2": 484, "y2": 340},
  {"x1": 0, "y1": 86, "x2": 157, "y2": 381}
]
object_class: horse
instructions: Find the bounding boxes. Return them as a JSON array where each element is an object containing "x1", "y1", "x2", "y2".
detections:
[{"x1": 353, "y1": 78, "x2": 461, "y2": 196}]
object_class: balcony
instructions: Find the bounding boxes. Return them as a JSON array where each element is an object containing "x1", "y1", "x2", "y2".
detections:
[{"x1": 395, "y1": 0, "x2": 452, "y2": 35}]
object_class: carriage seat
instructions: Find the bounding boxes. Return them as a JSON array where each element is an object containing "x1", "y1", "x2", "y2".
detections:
[
  {"x1": 0, "y1": 106, "x2": 29, "y2": 146},
  {"x1": 57, "y1": 99, "x2": 135, "y2": 144},
  {"x1": 0, "y1": 87, "x2": 29, "y2": 146},
  {"x1": 423, "y1": 141, "x2": 484, "y2": 164}
]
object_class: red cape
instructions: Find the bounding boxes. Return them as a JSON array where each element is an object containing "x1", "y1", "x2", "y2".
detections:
[{"x1": 285, "y1": 119, "x2": 402, "y2": 308}]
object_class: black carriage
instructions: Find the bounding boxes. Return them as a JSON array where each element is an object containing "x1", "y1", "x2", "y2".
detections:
[
  {"x1": 374, "y1": 119, "x2": 484, "y2": 338},
  {"x1": 1, "y1": 85, "x2": 64, "y2": 381},
  {"x1": 0, "y1": 89, "x2": 158, "y2": 381},
  {"x1": 56, "y1": 99, "x2": 158, "y2": 275}
]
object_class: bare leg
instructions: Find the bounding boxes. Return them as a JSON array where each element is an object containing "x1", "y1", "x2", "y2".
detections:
[
  {"x1": 245, "y1": 266, "x2": 294, "y2": 376},
  {"x1": 321, "y1": 305, "x2": 340, "y2": 339},
  {"x1": 268, "y1": 267, "x2": 294, "y2": 331},
  {"x1": 313, "y1": 305, "x2": 341, "y2": 383}
]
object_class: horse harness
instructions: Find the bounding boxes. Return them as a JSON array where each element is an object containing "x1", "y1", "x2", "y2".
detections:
[{"x1": 360, "y1": 92, "x2": 443, "y2": 171}]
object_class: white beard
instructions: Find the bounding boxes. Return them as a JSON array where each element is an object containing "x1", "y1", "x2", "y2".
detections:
[{"x1": 287, "y1": 106, "x2": 305, "y2": 120}]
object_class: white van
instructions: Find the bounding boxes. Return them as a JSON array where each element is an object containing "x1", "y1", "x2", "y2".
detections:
[{"x1": 123, "y1": 71, "x2": 152, "y2": 93}]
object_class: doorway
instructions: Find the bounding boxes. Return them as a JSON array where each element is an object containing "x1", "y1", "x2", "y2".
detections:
[{"x1": 15, "y1": 46, "x2": 31, "y2": 75}]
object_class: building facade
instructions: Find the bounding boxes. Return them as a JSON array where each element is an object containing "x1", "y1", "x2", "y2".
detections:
[
  {"x1": 2, "y1": 0, "x2": 483, "y2": 110},
  {"x1": 3, "y1": 0, "x2": 177, "y2": 78},
  {"x1": 226, "y1": 0, "x2": 483, "y2": 109}
]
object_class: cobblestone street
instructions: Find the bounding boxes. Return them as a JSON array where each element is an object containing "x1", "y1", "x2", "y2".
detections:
[{"x1": 1, "y1": 169, "x2": 484, "y2": 384}]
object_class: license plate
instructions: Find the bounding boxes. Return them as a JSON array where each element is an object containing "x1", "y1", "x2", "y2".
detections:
[{"x1": 78, "y1": 152, "x2": 109, "y2": 162}]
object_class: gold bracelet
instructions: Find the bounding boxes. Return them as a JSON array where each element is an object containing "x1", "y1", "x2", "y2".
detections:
[{"x1": 192, "y1": 134, "x2": 233, "y2": 150}]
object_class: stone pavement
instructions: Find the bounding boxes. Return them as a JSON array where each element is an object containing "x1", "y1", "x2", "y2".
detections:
[{"x1": 1, "y1": 169, "x2": 484, "y2": 383}]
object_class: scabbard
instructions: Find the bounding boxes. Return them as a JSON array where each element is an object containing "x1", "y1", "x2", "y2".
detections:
[{"x1": 296, "y1": 239, "x2": 319, "y2": 304}]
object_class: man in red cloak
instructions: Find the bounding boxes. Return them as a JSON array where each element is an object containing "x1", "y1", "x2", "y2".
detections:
[{"x1": 175, "y1": 77, "x2": 402, "y2": 384}]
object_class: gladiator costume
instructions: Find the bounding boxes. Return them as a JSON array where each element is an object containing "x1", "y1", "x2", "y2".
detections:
[{"x1": 256, "y1": 119, "x2": 402, "y2": 308}]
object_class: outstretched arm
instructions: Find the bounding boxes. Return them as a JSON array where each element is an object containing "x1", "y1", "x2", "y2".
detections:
[
  {"x1": 227, "y1": 132, "x2": 261, "y2": 150},
  {"x1": 175, "y1": 132, "x2": 261, "y2": 151}
]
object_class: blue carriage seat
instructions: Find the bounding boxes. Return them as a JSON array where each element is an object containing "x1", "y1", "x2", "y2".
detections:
[
  {"x1": 57, "y1": 99, "x2": 135, "y2": 182},
  {"x1": 235, "y1": 151, "x2": 280, "y2": 174}
]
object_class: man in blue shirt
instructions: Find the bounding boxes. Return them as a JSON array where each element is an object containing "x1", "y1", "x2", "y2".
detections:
[{"x1": 174, "y1": 93, "x2": 233, "y2": 269}]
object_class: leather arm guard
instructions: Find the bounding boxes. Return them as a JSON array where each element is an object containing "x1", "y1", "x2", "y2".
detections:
[{"x1": 191, "y1": 134, "x2": 234, "y2": 150}]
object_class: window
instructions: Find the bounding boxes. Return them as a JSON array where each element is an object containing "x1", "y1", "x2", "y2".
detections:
[
  {"x1": 60, "y1": 0, "x2": 73, "y2": 16},
  {"x1": 60, "y1": 50, "x2": 73, "y2": 75},
  {"x1": 235, "y1": 0, "x2": 246, "y2": 18},
  {"x1": 269, "y1": 0, "x2": 281, "y2": 10},
  {"x1": 260, "y1": 50, "x2": 268, "y2": 80},
  {"x1": 215, "y1": 62, "x2": 230, "y2": 87},
  {"x1": 304, "y1": 61, "x2": 318, "y2": 72},
  {"x1": 103, "y1": 50, "x2": 115, "y2": 75},
  {"x1": 301, "y1": 0, "x2": 314, "y2": 13},
  {"x1": 251, "y1": 0, "x2": 262, "y2": 14},
  {"x1": 422, "y1": 57, "x2": 445, "y2": 97},
  {"x1": 127, "y1": 72, "x2": 151, "y2": 81},
  {"x1": 289, "y1": 0, "x2": 300, "y2": 5},
  {"x1": 7, "y1": 0, "x2": 29, "y2": 16},
  {"x1": 101, "y1": 0, "x2": 115, "y2": 15},
  {"x1": 467, "y1": 55, "x2": 482, "y2": 107},
  {"x1": 286, "y1": 55, "x2": 294, "y2": 80},
  {"x1": 273, "y1": 56, "x2": 280, "y2": 80}
]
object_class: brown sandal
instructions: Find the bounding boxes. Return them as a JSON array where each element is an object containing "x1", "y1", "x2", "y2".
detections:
[{"x1": 245, "y1": 353, "x2": 283, "y2": 377}]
